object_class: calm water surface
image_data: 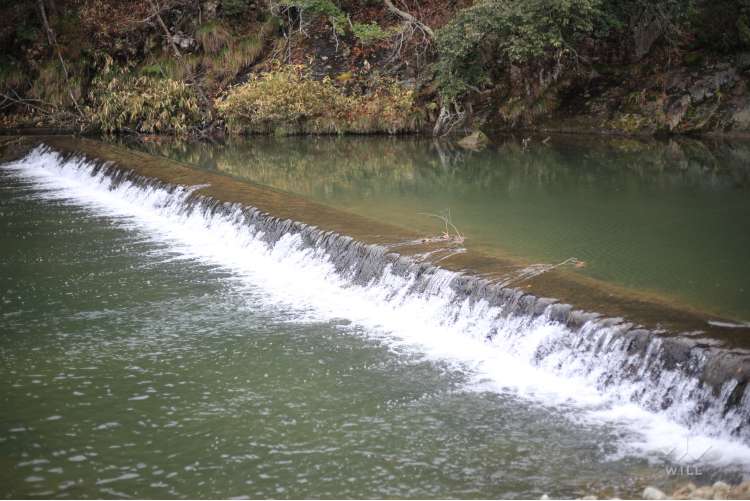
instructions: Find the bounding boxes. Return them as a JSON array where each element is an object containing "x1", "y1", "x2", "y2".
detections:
[{"x1": 127, "y1": 135, "x2": 750, "y2": 321}]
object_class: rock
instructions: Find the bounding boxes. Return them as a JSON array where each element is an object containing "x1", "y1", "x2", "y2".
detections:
[
  {"x1": 689, "y1": 486, "x2": 715, "y2": 500},
  {"x1": 643, "y1": 486, "x2": 667, "y2": 500},
  {"x1": 201, "y1": 0, "x2": 219, "y2": 19},
  {"x1": 672, "y1": 482, "x2": 696, "y2": 499},
  {"x1": 172, "y1": 32, "x2": 195, "y2": 51},
  {"x1": 732, "y1": 104, "x2": 750, "y2": 130},
  {"x1": 730, "y1": 480, "x2": 750, "y2": 498},
  {"x1": 688, "y1": 69, "x2": 738, "y2": 103},
  {"x1": 457, "y1": 130, "x2": 489, "y2": 150},
  {"x1": 664, "y1": 94, "x2": 691, "y2": 131},
  {"x1": 659, "y1": 336, "x2": 694, "y2": 370},
  {"x1": 540, "y1": 495, "x2": 550, "y2": 500},
  {"x1": 712, "y1": 481, "x2": 730, "y2": 500},
  {"x1": 737, "y1": 52, "x2": 750, "y2": 72}
]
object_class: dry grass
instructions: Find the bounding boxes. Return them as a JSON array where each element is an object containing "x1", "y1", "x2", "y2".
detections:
[
  {"x1": 0, "y1": 64, "x2": 27, "y2": 93},
  {"x1": 215, "y1": 64, "x2": 422, "y2": 135},
  {"x1": 140, "y1": 55, "x2": 202, "y2": 82},
  {"x1": 196, "y1": 21, "x2": 231, "y2": 55},
  {"x1": 29, "y1": 62, "x2": 81, "y2": 108},
  {"x1": 220, "y1": 36, "x2": 263, "y2": 76}
]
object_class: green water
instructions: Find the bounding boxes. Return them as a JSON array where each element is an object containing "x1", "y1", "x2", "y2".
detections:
[
  {"x1": 0, "y1": 152, "x2": 672, "y2": 499},
  {"x1": 127, "y1": 135, "x2": 750, "y2": 321}
]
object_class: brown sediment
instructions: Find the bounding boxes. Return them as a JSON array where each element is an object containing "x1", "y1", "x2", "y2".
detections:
[{"x1": 14, "y1": 134, "x2": 744, "y2": 351}]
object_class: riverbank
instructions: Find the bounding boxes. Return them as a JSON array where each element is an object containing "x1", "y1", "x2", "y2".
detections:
[
  {"x1": 2, "y1": 2, "x2": 750, "y2": 138},
  {"x1": 577, "y1": 480, "x2": 750, "y2": 499}
]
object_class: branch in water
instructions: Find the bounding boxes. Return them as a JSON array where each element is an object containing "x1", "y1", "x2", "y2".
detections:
[{"x1": 417, "y1": 209, "x2": 465, "y2": 244}]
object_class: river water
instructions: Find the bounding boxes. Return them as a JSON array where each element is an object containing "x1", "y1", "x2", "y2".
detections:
[
  {"x1": 127, "y1": 135, "x2": 750, "y2": 322},
  {"x1": 1, "y1": 139, "x2": 749, "y2": 498}
]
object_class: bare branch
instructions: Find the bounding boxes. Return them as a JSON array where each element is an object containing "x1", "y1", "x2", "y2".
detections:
[
  {"x1": 383, "y1": 0, "x2": 434, "y2": 40},
  {"x1": 149, "y1": 0, "x2": 182, "y2": 58},
  {"x1": 1, "y1": 92, "x2": 55, "y2": 116},
  {"x1": 36, "y1": 0, "x2": 84, "y2": 118}
]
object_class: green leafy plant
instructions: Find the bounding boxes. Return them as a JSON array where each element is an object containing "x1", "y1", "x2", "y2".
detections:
[
  {"x1": 351, "y1": 21, "x2": 394, "y2": 45},
  {"x1": 435, "y1": 0, "x2": 602, "y2": 103},
  {"x1": 272, "y1": 0, "x2": 348, "y2": 34}
]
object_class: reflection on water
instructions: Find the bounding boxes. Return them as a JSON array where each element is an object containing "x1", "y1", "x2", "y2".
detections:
[{"x1": 122, "y1": 134, "x2": 750, "y2": 320}]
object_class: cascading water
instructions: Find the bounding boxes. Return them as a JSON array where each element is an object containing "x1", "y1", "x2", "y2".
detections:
[{"x1": 4, "y1": 144, "x2": 750, "y2": 470}]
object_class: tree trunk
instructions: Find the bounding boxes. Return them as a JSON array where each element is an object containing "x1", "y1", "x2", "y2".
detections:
[
  {"x1": 36, "y1": 0, "x2": 83, "y2": 118},
  {"x1": 149, "y1": 0, "x2": 182, "y2": 58}
]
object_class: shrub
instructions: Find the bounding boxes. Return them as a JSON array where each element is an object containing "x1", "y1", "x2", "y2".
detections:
[
  {"x1": 347, "y1": 80, "x2": 421, "y2": 134},
  {"x1": 88, "y1": 73, "x2": 201, "y2": 134},
  {"x1": 688, "y1": 0, "x2": 750, "y2": 52},
  {"x1": 222, "y1": 0, "x2": 251, "y2": 17},
  {"x1": 274, "y1": 0, "x2": 348, "y2": 33},
  {"x1": 215, "y1": 65, "x2": 421, "y2": 135},
  {"x1": 139, "y1": 55, "x2": 201, "y2": 81},
  {"x1": 434, "y1": 0, "x2": 602, "y2": 103},
  {"x1": 29, "y1": 61, "x2": 82, "y2": 109},
  {"x1": 351, "y1": 21, "x2": 394, "y2": 45},
  {"x1": 0, "y1": 61, "x2": 27, "y2": 93}
]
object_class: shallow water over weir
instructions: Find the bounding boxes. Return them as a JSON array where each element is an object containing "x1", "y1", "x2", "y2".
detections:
[{"x1": 1, "y1": 142, "x2": 750, "y2": 498}]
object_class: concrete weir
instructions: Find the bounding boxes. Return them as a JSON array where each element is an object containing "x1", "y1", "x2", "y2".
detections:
[{"x1": 4, "y1": 135, "x2": 750, "y2": 446}]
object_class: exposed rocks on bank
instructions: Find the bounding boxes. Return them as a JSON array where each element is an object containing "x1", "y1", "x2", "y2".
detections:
[{"x1": 572, "y1": 480, "x2": 750, "y2": 500}]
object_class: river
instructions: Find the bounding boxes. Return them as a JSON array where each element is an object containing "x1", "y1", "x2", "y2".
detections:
[{"x1": 1, "y1": 136, "x2": 749, "y2": 498}]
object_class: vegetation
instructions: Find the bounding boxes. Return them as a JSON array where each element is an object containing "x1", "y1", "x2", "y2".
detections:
[
  {"x1": 88, "y1": 68, "x2": 201, "y2": 134},
  {"x1": 350, "y1": 21, "x2": 393, "y2": 45},
  {"x1": 1, "y1": 0, "x2": 750, "y2": 136},
  {"x1": 435, "y1": 0, "x2": 599, "y2": 103},
  {"x1": 216, "y1": 64, "x2": 420, "y2": 135}
]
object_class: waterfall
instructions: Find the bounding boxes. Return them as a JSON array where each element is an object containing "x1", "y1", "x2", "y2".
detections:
[{"x1": 4, "y1": 143, "x2": 750, "y2": 468}]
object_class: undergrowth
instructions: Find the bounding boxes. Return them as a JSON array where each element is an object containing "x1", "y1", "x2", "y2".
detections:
[
  {"x1": 87, "y1": 69, "x2": 201, "y2": 134},
  {"x1": 216, "y1": 64, "x2": 421, "y2": 135}
]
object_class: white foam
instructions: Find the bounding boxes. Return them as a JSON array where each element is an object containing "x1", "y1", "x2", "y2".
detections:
[{"x1": 4, "y1": 146, "x2": 750, "y2": 469}]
